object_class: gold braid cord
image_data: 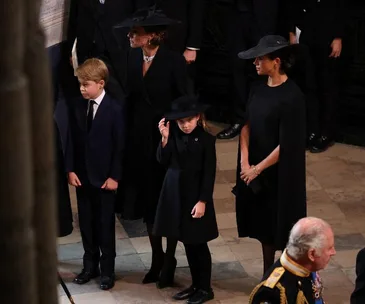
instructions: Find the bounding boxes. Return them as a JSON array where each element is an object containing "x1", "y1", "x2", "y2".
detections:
[
  {"x1": 248, "y1": 281, "x2": 288, "y2": 304},
  {"x1": 249, "y1": 281, "x2": 265, "y2": 304},
  {"x1": 276, "y1": 283, "x2": 288, "y2": 304},
  {"x1": 296, "y1": 289, "x2": 309, "y2": 304}
]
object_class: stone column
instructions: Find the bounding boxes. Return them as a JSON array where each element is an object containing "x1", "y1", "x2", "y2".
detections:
[
  {"x1": 0, "y1": 0, "x2": 58, "y2": 303},
  {"x1": 24, "y1": 0, "x2": 59, "y2": 303},
  {"x1": 0, "y1": 0, "x2": 37, "y2": 303}
]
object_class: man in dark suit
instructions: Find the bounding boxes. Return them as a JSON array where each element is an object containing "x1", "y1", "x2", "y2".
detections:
[
  {"x1": 351, "y1": 248, "x2": 365, "y2": 304},
  {"x1": 146, "y1": 0, "x2": 205, "y2": 93},
  {"x1": 216, "y1": 0, "x2": 279, "y2": 139},
  {"x1": 288, "y1": 0, "x2": 346, "y2": 153},
  {"x1": 65, "y1": 58, "x2": 125, "y2": 290},
  {"x1": 67, "y1": 0, "x2": 151, "y2": 100}
]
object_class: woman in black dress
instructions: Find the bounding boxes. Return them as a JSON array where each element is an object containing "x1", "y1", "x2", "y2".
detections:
[
  {"x1": 234, "y1": 35, "x2": 307, "y2": 274},
  {"x1": 114, "y1": 7, "x2": 188, "y2": 284}
]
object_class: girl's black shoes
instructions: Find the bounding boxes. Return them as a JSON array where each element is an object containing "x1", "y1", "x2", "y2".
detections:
[
  {"x1": 186, "y1": 289, "x2": 214, "y2": 304},
  {"x1": 173, "y1": 286, "x2": 197, "y2": 300}
]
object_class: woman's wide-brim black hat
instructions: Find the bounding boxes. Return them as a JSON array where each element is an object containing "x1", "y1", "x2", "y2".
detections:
[
  {"x1": 114, "y1": 5, "x2": 179, "y2": 29},
  {"x1": 165, "y1": 96, "x2": 209, "y2": 121},
  {"x1": 238, "y1": 35, "x2": 293, "y2": 59}
]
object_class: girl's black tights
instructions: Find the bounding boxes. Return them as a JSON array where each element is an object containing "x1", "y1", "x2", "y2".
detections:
[
  {"x1": 184, "y1": 242, "x2": 212, "y2": 292},
  {"x1": 143, "y1": 224, "x2": 164, "y2": 283}
]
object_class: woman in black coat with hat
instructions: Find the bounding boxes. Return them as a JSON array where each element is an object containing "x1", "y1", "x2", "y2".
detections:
[
  {"x1": 154, "y1": 95, "x2": 218, "y2": 303},
  {"x1": 234, "y1": 35, "x2": 307, "y2": 274},
  {"x1": 114, "y1": 6, "x2": 188, "y2": 284}
]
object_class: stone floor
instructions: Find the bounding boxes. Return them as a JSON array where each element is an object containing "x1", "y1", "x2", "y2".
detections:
[{"x1": 58, "y1": 123, "x2": 365, "y2": 304}]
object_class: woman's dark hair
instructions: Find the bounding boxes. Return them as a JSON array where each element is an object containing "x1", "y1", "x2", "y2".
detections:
[
  {"x1": 267, "y1": 47, "x2": 295, "y2": 75},
  {"x1": 143, "y1": 25, "x2": 167, "y2": 46}
]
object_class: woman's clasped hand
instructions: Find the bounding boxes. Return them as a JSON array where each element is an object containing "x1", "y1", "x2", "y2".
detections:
[{"x1": 240, "y1": 165, "x2": 260, "y2": 185}]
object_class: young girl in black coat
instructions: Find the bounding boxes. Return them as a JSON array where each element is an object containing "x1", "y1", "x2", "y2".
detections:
[{"x1": 153, "y1": 95, "x2": 219, "y2": 304}]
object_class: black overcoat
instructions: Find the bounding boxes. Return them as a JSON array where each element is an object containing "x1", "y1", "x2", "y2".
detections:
[
  {"x1": 54, "y1": 100, "x2": 73, "y2": 237},
  {"x1": 235, "y1": 79, "x2": 307, "y2": 249},
  {"x1": 117, "y1": 47, "x2": 188, "y2": 222},
  {"x1": 351, "y1": 248, "x2": 365, "y2": 304},
  {"x1": 288, "y1": 0, "x2": 346, "y2": 44},
  {"x1": 153, "y1": 0, "x2": 205, "y2": 52},
  {"x1": 67, "y1": 0, "x2": 152, "y2": 98},
  {"x1": 153, "y1": 125, "x2": 219, "y2": 244}
]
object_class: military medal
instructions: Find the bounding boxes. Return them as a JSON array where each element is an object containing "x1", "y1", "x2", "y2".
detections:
[{"x1": 311, "y1": 272, "x2": 325, "y2": 304}]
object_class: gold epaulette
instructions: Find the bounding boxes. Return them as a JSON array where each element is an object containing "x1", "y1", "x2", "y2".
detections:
[
  {"x1": 248, "y1": 267, "x2": 287, "y2": 304},
  {"x1": 264, "y1": 267, "x2": 286, "y2": 289}
]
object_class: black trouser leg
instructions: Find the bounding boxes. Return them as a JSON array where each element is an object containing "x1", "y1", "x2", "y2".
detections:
[
  {"x1": 318, "y1": 57, "x2": 340, "y2": 137},
  {"x1": 291, "y1": 43, "x2": 320, "y2": 135},
  {"x1": 98, "y1": 189, "x2": 117, "y2": 276},
  {"x1": 76, "y1": 185, "x2": 100, "y2": 272},
  {"x1": 305, "y1": 42, "x2": 340, "y2": 138},
  {"x1": 227, "y1": 10, "x2": 250, "y2": 124},
  {"x1": 184, "y1": 243, "x2": 212, "y2": 292}
]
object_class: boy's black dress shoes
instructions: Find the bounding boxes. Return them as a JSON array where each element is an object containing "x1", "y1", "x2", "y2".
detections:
[
  {"x1": 173, "y1": 286, "x2": 197, "y2": 300},
  {"x1": 187, "y1": 289, "x2": 214, "y2": 304},
  {"x1": 100, "y1": 274, "x2": 115, "y2": 290},
  {"x1": 73, "y1": 269, "x2": 100, "y2": 284}
]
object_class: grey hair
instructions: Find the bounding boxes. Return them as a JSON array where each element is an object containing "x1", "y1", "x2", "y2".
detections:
[{"x1": 286, "y1": 217, "x2": 331, "y2": 260}]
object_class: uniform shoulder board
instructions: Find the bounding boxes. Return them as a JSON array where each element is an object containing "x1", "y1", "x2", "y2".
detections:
[{"x1": 263, "y1": 267, "x2": 286, "y2": 289}]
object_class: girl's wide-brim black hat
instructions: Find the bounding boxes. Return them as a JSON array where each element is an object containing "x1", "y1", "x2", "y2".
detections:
[
  {"x1": 165, "y1": 96, "x2": 209, "y2": 121},
  {"x1": 114, "y1": 6, "x2": 179, "y2": 29},
  {"x1": 238, "y1": 35, "x2": 293, "y2": 59}
]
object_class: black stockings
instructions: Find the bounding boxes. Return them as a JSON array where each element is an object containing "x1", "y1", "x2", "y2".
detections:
[{"x1": 262, "y1": 243, "x2": 276, "y2": 275}]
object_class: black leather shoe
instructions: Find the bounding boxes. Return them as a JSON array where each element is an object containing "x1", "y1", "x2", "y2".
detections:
[
  {"x1": 310, "y1": 136, "x2": 335, "y2": 153},
  {"x1": 216, "y1": 124, "x2": 242, "y2": 139},
  {"x1": 73, "y1": 269, "x2": 100, "y2": 285},
  {"x1": 307, "y1": 133, "x2": 318, "y2": 150},
  {"x1": 173, "y1": 286, "x2": 197, "y2": 300},
  {"x1": 100, "y1": 274, "x2": 115, "y2": 290},
  {"x1": 156, "y1": 257, "x2": 177, "y2": 289},
  {"x1": 187, "y1": 289, "x2": 214, "y2": 304}
]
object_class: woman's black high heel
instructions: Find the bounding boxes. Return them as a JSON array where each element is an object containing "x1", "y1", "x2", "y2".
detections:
[
  {"x1": 156, "y1": 256, "x2": 177, "y2": 289},
  {"x1": 143, "y1": 252, "x2": 164, "y2": 284}
]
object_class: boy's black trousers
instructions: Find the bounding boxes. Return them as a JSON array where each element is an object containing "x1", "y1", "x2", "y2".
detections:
[{"x1": 76, "y1": 184, "x2": 116, "y2": 276}]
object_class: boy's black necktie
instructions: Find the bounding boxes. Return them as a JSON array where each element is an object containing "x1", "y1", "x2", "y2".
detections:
[{"x1": 87, "y1": 100, "x2": 95, "y2": 132}]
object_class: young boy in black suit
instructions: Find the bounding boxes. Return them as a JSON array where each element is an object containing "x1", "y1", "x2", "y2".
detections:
[{"x1": 65, "y1": 58, "x2": 125, "y2": 290}]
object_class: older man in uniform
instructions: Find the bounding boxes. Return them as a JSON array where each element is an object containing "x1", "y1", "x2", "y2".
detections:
[{"x1": 249, "y1": 217, "x2": 336, "y2": 304}]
